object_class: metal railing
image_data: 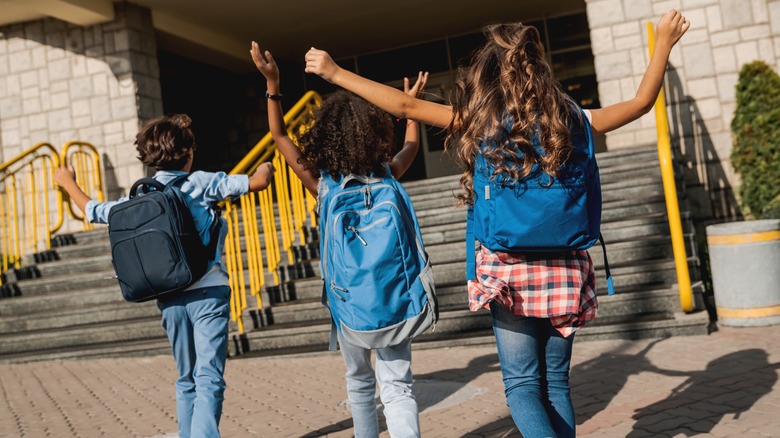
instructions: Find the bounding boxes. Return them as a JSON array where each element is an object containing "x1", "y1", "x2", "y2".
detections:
[
  {"x1": 225, "y1": 91, "x2": 321, "y2": 332},
  {"x1": 647, "y1": 22, "x2": 694, "y2": 312},
  {"x1": 0, "y1": 142, "x2": 103, "y2": 283}
]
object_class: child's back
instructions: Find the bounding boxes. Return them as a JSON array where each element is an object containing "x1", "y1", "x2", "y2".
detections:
[
  {"x1": 252, "y1": 43, "x2": 430, "y2": 437},
  {"x1": 55, "y1": 113, "x2": 275, "y2": 438}
]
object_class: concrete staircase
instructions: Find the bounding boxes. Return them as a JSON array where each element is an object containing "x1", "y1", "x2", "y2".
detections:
[{"x1": 0, "y1": 145, "x2": 710, "y2": 363}]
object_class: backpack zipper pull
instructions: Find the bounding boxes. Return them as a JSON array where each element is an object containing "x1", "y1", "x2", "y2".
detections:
[
  {"x1": 330, "y1": 280, "x2": 348, "y2": 301},
  {"x1": 363, "y1": 186, "x2": 371, "y2": 209},
  {"x1": 347, "y1": 225, "x2": 368, "y2": 246}
]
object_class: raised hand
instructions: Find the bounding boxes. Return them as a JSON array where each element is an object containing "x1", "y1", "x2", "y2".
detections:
[
  {"x1": 249, "y1": 162, "x2": 276, "y2": 191},
  {"x1": 304, "y1": 48, "x2": 339, "y2": 82},
  {"x1": 656, "y1": 9, "x2": 690, "y2": 49},
  {"x1": 404, "y1": 71, "x2": 429, "y2": 99},
  {"x1": 251, "y1": 41, "x2": 279, "y2": 83},
  {"x1": 54, "y1": 165, "x2": 77, "y2": 187}
]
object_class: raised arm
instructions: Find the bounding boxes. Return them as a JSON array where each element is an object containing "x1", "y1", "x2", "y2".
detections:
[
  {"x1": 305, "y1": 49, "x2": 454, "y2": 129},
  {"x1": 251, "y1": 41, "x2": 320, "y2": 196},
  {"x1": 390, "y1": 72, "x2": 429, "y2": 179},
  {"x1": 589, "y1": 10, "x2": 690, "y2": 135}
]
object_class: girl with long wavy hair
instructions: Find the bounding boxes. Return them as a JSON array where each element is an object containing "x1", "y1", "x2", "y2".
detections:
[
  {"x1": 251, "y1": 42, "x2": 430, "y2": 438},
  {"x1": 305, "y1": 10, "x2": 689, "y2": 437}
]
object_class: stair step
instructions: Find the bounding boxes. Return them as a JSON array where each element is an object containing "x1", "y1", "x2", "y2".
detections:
[
  {"x1": 0, "y1": 300, "x2": 158, "y2": 334},
  {"x1": 0, "y1": 338, "x2": 171, "y2": 364},
  {"x1": 0, "y1": 286, "x2": 123, "y2": 316},
  {"x1": 0, "y1": 317, "x2": 165, "y2": 356}
]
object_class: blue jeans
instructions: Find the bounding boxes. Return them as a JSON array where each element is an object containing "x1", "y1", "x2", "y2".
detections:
[
  {"x1": 158, "y1": 286, "x2": 231, "y2": 438},
  {"x1": 490, "y1": 303, "x2": 576, "y2": 438},
  {"x1": 338, "y1": 333, "x2": 420, "y2": 438}
]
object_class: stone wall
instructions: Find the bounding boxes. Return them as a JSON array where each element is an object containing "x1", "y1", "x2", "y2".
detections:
[
  {"x1": 0, "y1": 2, "x2": 162, "y2": 231},
  {"x1": 586, "y1": 0, "x2": 779, "y2": 221}
]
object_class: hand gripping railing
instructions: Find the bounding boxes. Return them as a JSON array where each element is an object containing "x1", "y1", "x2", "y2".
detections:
[
  {"x1": 62, "y1": 141, "x2": 106, "y2": 231},
  {"x1": 225, "y1": 91, "x2": 321, "y2": 333},
  {"x1": 0, "y1": 141, "x2": 104, "y2": 284},
  {"x1": 647, "y1": 22, "x2": 694, "y2": 312}
]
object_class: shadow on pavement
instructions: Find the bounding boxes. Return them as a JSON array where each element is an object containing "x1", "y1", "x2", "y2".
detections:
[
  {"x1": 299, "y1": 353, "x2": 503, "y2": 437},
  {"x1": 627, "y1": 348, "x2": 779, "y2": 437},
  {"x1": 571, "y1": 337, "x2": 672, "y2": 425}
]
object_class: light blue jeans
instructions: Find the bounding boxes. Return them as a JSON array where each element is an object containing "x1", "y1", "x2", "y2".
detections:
[
  {"x1": 158, "y1": 286, "x2": 231, "y2": 438},
  {"x1": 490, "y1": 303, "x2": 576, "y2": 438},
  {"x1": 338, "y1": 333, "x2": 420, "y2": 438}
]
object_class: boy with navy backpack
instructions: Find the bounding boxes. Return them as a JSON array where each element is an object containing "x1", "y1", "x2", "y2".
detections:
[
  {"x1": 54, "y1": 114, "x2": 275, "y2": 438},
  {"x1": 252, "y1": 42, "x2": 436, "y2": 437},
  {"x1": 306, "y1": 9, "x2": 689, "y2": 437}
]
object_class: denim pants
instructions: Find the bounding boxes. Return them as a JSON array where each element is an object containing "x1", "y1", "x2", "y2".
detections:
[
  {"x1": 337, "y1": 333, "x2": 420, "y2": 438},
  {"x1": 158, "y1": 286, "x2": 231, "y2": 438},
  {"x1": 490, "y1": 303, "x2": 576, "y2": 438}
]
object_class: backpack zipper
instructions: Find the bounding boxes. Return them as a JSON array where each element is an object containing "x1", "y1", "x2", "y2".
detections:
[
  {"x1": 322, "y1": 183, "x2": 393, "y2": 277},
  {"x1": 330, "y1": 280, "x2": 348, "y2": 301},
  {"x1": 347, "y1": 225, "x2": 368, "y2": 246}
]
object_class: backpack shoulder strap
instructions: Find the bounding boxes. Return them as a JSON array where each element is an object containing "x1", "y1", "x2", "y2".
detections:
[
  {"x1": 165, "y1": 173, "x2": 190, "y2": 188},
  {"x1": 129, "y1": 178, "x2": 165, "y2": 199},
  {"x1": 598, "y1": 234, "x2": 615, "y2": 295},
  {"x1": 575, "y1": 106, "x2": 595, "y2": 159},
  {"x1": 466, "y1": 203, "x2": 476, "y2": 281}
]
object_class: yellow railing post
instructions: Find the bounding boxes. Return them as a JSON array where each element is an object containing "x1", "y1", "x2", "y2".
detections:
[
  {"x1": 647, "y1": 22, "x2": 694, "y2": 312},
  {"x1": 221, "y1": 91, "x2": 322, "y2": 333},
  {"x1": 0, "y1": 142, "x2": 63, "y2": 280}
]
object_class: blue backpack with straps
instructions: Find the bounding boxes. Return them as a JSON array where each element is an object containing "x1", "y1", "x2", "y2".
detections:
[
  {"x1": 319, "y1": 166, "x2": 438, "y2": 350},
  {"x1": 466, "y1": 106, "x2": 614, "y2": 295}
]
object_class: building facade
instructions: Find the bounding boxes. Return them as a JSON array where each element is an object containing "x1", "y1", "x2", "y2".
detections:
[{"x1": 1, "y1": 0, "x2": 779, "y2": 232}]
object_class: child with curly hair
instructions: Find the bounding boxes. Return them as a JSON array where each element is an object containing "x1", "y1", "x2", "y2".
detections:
[
  {"x1": 251, "y1": 41, "x2": 429, "y2": 438},
  {"x1": 304, "y1": 10, "x2": 690, "y2": 437},
  {"x1": 55, "y1": 114, "x2": 275, "y2": 438}
]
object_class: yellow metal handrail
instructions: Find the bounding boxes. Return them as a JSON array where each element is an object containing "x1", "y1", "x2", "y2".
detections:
[
  {"x1": 224, "y1": 91, "x2": 322, "y2": 332},
  {"x1": 647, "y1": 22, "x2": 694, "y2": 312},
  {"x1": 0, "y1": 142, "x2": 62, "y2": 279},
  {"x1": 0, "y1": 141, "x2": 104, "y2": 284}
]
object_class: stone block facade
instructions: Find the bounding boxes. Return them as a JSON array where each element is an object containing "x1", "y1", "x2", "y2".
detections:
[
  {"x1": 586, "y1": 0, "x2": 779, "y2": 221},
  {"x1": 0, "y1": 2, "x2": 162, "y2": 232}
]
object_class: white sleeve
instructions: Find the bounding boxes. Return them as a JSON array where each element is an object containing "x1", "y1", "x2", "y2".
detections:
[{"x1": 583, "y1": 109, "x2": 593, "y2": 124}]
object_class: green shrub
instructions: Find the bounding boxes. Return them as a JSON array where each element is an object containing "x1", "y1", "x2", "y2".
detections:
[
  {"x1": 730, "y1": 61, "x2": 780, "y2": 219},
  {"x1": 762, "y1": 194, "x2": 780, "y2": 219}
]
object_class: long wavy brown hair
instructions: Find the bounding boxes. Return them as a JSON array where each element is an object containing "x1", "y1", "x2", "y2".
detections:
[
  {"x1": 448, "y1": 22, "x2": 575, "y2": 204},
  {"x1": 298, "y1": 91, "x2": 394, "y2": 178}
]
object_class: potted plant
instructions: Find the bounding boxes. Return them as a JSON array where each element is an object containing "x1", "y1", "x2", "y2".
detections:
[{"x1": 705, "y1": 61, "x2": 780, "y2": 327}]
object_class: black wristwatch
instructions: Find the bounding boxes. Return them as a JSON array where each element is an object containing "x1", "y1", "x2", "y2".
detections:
[{"x1": 265, "y1": 91, "x2": 283, "y2": 101}]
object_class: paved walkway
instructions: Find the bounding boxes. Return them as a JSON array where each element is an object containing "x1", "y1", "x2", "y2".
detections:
[{"x1": 1, "y1": 325, "x2": 778, "y2": 437}]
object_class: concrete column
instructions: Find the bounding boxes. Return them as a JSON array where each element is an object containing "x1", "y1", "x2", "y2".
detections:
[
  {"x1": 0, "y1": 2, "x2": 162, "y2": 231},
  {"x1": 585, "y1": 0, "x2": 779, "y2": 221}
]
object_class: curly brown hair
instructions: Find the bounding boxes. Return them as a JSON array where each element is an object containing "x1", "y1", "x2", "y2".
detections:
[
  {"x1": 135, "y1": 114, "x2": 196, "y2": 170},
  {"x1": 448, "y1": 23, "x2": 575, "y2": 204},
  {"x1": 298, "y1": 91, "x2": 394, "y2": 178}
]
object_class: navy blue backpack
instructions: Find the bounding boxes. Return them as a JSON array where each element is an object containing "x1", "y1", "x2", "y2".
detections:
[
  {"x1": 319, "y1": 166, "x2": 438, "y2": 350},
  {"x1": 108, "y1": 175, "x2": 220, "y2": 302},
  {"x1": 466, "y1": 106, "x2": 614, "y2": 295}
]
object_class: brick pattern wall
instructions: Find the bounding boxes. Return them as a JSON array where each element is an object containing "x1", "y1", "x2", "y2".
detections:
[
  {"x1": 586, "y1": 0, "x2": 779, "y2": 220},
  {"x1": 0, "y1": 3, "x2": 162, "y2": 224}
]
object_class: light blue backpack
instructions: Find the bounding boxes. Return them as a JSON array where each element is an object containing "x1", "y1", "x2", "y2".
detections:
[
  {"x1": 319, "y1": 166, "x2": 438, "y2": 350},
  {"x1": 466, "y1": 106, "x2": 614, "y2": 295}
]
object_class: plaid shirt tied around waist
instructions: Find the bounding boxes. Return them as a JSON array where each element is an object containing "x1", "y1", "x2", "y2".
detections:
[{"x1": 467, "y1": 244, "x2": 598, "y2": 338}]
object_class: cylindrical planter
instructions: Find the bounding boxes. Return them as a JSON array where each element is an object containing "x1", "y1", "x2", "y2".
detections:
[{"x1": 706, "y1": 219, "x2": 780, "y2": 326}]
